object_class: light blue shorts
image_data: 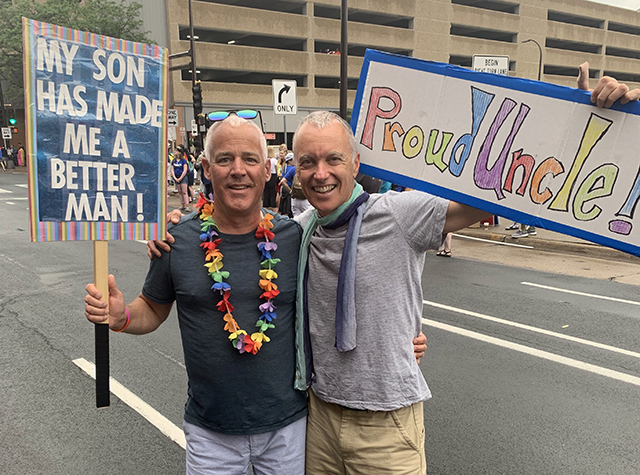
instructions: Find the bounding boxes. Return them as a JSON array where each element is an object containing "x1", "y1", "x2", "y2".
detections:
[{"x1": 183, "y1": 417, "x2": 306, "y2": 475}]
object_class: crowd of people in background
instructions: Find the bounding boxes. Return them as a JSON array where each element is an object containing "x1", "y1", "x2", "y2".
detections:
[
  {"x1": 260, "y1": 142, "x2": 313, "y2": 218},
  {"x1": 0, "y1": 144, "x2": 26, "y2": 171}
]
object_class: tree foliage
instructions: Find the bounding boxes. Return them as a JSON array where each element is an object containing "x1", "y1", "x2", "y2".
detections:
[{"x1": 0, "y1": 0, "x2": 154, "y2": 103}]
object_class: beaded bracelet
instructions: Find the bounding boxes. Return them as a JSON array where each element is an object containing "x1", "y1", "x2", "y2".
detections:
[{"x1": 112, "y1": 308, "x2": 131, "y2": 333}]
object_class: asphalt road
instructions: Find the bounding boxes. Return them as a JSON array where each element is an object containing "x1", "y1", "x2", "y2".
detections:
[
  {"x1": 421, "y1": 254, "x2": 640, "y2": 475},
  {"x1": 1, "y1": 171, "x2": 639, "y2": 474}
]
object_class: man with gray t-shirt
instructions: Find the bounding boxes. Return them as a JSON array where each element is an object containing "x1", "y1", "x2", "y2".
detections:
[{"x1": 292, "y1": 111, "x2": 489, "y2": 475}]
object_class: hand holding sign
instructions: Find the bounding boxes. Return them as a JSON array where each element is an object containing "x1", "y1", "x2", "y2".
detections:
[
  {"x1": 577, "y1": 61, "x2": 640, "y2": 107},
  {"x1": 85, "y1": 274, "x2": 127, "y2": 330}
]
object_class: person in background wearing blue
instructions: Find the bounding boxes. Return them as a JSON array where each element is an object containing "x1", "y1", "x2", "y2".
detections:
[
  {"x1": 278, "y1": 152, "x2": 295, "y2": 218},
  {"x1": 171, "y1": 150, "x2": 190, "y2": 212}
]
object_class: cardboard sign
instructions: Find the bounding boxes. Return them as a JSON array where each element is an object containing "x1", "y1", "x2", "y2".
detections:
[
  {"x1": 351, "y1": 50, "x2": 640, "y2": 257},
  {"x1": 23, "y1": 18, "x2": 168, "y2": 242}
]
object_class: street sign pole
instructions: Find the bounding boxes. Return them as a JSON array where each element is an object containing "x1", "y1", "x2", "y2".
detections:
[{"x1": 283, "y1": 117, "x2": 287, "y2": 148}]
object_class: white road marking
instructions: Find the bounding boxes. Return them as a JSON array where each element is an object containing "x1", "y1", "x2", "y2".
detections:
[
  {"x1": 453, "y1": 233, "x2": 534, "y2": 249},
  {"x1": 154, "y1": 348, "x2": 186, "y2": 369},
  {"x1": 1, "y1": 254, "x2": 26, "y2": 268},
  {"x1": 15, "y1": 184, "x2": 28, "y2": 188},
  {"x1": 5, "y1": 201, "x2": 15, "y2": 205},
  {"x1": 422, "y1": 318, "x2": 640, "y2": 388},
  {"x1": 522, "y1": 282, "x2": 640, "y2": 307},
  {"x1": 0, "y1": 197, "x2": 27, "y2": 201},
  {"x1": 0, "y1": 188, "x2": 11, "y2": 193},
  {"x1": 424, "y1": 300, "x2": 640, "y2": 359},
  {"x1": 73, "y1": 358, "x2": 186, "y2": 449}
]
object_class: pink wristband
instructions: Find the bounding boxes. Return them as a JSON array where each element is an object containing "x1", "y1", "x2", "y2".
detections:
[{"x1": 113, "y1": 308, "x2": 131, "y2": 333}]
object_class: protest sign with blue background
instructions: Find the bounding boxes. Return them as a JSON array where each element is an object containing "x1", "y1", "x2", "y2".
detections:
[{"x1": 23, "y1": 18, "x2": 167, "y2": 242}]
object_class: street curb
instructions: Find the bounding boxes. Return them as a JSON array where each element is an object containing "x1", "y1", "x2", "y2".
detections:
[{"x1": 457, "y1": 228, "x2": 640, "y2": 264}]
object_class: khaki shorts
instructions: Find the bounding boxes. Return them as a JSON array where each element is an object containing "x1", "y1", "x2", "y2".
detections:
[{"x1": 305, "y1": 390, "x2": 426, "y2": 475}]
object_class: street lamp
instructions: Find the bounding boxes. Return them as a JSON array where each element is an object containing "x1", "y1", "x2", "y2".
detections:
[{"x1": 522, "y1": 39, "x2": 542, "y2": 81}]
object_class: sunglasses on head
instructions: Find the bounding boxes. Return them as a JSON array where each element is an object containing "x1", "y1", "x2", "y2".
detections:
[{"x1": 207, "y1": 110, "x2": 259, "y2": 121}]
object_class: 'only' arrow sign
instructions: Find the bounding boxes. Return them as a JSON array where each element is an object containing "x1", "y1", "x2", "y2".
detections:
[
  {"x1": 278, "y1": 84, "x2": 291, "y2": 103},
  {"x1": 272, "y1": 80, "x2": 297, "y2": 115}
]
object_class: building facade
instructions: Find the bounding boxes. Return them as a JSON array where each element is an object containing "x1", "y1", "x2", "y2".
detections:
[{"x1": 148, "y1": 0, "x2": 640, "y2": 146}]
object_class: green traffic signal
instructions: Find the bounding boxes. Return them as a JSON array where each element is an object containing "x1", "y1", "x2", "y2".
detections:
[{"x1": 9, "y1": 117, "x2": 16, "y2": 125}]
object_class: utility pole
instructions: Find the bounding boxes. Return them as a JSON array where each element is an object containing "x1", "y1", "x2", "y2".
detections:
[
  {"x1": 167, "y1": 0, "x2": 205, "y2": 150},
  {"x1": 0, "y1": 80, "x2": 7, "y2": 127},
  {"x1": 340, "y1": 0, "x2": 348, "y2": 120},
  {"x1": 188, "y1": 0, "x2": 206, "y2": 150}
]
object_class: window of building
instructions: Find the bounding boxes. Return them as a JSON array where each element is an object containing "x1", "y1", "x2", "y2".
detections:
[
  {"x1": 608, "y1": 22, "x2": 640, "y2": 36},
  {"x1": 544, "y1": 64, "x2": 598, "y2": 78},
  {"x1": 450, "y1": 24, "x2": 517, "y2": 43},
  {"x1": 183, "y1": 69, "x2": 307, "y2": 87},
  {"x1": 605, "y1": 46, "x2": 640, "y2": 60},
  {"x1": 313, "y1": 4, "x2": 413, "y2": 29},
  {"x1": 603, "y1": 70, "x2": 640, "y2": 83},
  {"x1": 314, "y1": 76, "x2": 359, "y2": 90},
  {"x1": 547, "y1": 10, "x2": 603, "y2": 29},
  {"x1": 314, "y1": 41, "x2": 411, "y2": 57},
  {"x1": 451, "y1": 0, "x2": 519, "y2": 15},
  {"x1": 449, "y1": 55, "x2": 473, "y2": 68},
  {"x1": 545, "y1": 38, "x2": 601, "y2": 54},
  {"x1": 179, "y1": 27, "x2": 306, "y2": 51},
  {"x1": 197, "y1": 0, "x2": 306, "y2": 15}
]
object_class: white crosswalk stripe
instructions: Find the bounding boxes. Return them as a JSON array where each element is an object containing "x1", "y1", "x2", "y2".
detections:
[{"x1": 0, "y1": 188, "x2": 12, "y2": 194}]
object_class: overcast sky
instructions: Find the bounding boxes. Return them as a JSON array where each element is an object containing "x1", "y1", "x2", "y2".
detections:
[{"x1": 590, "y1": 0, "x2": 640, "y2": 10}]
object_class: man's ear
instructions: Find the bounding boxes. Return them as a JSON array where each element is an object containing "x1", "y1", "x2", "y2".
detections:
[
  {"x1": 352, "y1": 152, "x2": 361, "y2": 178},
  {"x1": 202, "y1": 157, "x2": 212, "y2": 181},
  {"x1": 264, "y1": 157, "x2": 271, "y2": 180}
]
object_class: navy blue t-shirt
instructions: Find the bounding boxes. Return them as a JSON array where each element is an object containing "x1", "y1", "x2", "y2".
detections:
[
  {"x1": 142, "y1": 212, "x2": 307, "y2": 435},
  {"x1": 171, "y1": 158, "x2": 188, "y2": 183}
]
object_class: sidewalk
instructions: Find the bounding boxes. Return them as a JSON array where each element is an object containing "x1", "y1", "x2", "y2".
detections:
[
  {"x1": 458, "y1": 223, "x2": 640, "y2": 264},
  {"x1": 3, "y1": 165, "x2": 27, "y2": 173}
]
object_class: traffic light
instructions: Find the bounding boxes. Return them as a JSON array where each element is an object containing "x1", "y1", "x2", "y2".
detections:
[
  {"x1": 192, "y1": 81, "x2": 202, "y2": 116},
  {"x1": 8, "y1": 109, "x2": 16, "y2": 126},
  {"x1": 11, "y1": 127, "x2": 18, "y2": 134}
]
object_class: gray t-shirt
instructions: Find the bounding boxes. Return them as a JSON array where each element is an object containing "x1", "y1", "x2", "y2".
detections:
[{"x1": 299, "y1": 190, "x2": 448, "y2": 411}]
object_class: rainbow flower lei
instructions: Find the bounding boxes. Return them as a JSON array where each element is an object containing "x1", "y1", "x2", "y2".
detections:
[{"x1": 197, "y1": 195, "x2": 280, "y2": 355}]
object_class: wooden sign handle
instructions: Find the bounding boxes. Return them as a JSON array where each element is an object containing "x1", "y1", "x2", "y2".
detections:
[{"x1": 93, "y1": 240, "x2": 110, "y2": 408}]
